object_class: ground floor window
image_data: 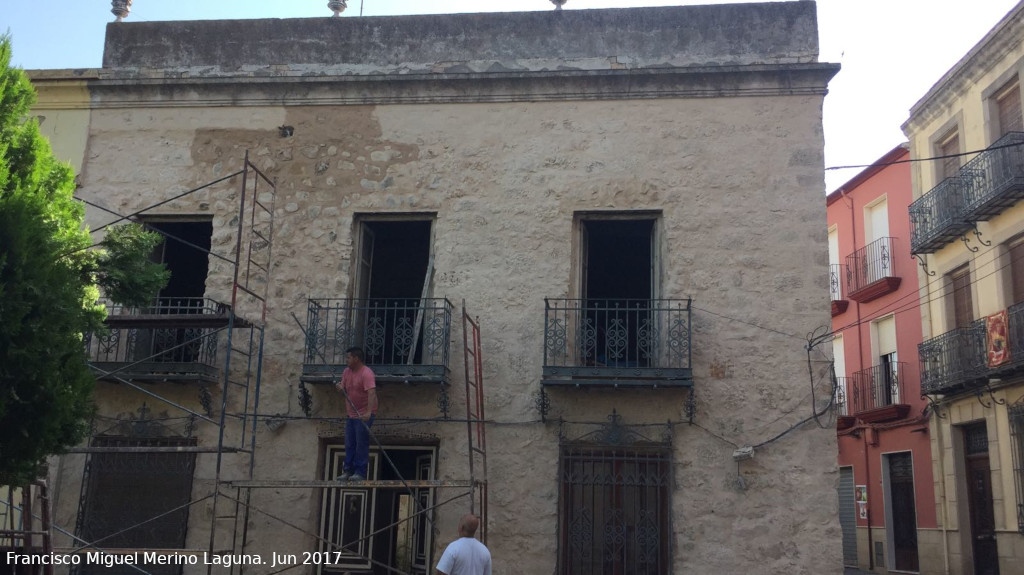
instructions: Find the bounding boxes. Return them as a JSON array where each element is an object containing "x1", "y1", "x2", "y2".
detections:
[
  {"x1": 319, "y1": 444, "x2": 436, "y2": 574},
  {"x1": 75, "y1": 436, "x2": 197, "y2": 575},
  {"x1": 559, "y1": 445, "x2": 670, "y2": 575}
]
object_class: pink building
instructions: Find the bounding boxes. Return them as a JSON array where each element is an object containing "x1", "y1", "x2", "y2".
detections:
[{"x1": 828, "y1": 144, "x2": 937, "y2": 572}]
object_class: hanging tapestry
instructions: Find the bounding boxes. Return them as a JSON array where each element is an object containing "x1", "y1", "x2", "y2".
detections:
[{"x1": 987, "y1": 310, "x2": 1010, "y2": 367}]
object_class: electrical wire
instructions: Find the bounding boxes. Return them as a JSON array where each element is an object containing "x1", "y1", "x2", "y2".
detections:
[{"x1": 825, "y1": 138, "x2": 1024, "y2": 172}]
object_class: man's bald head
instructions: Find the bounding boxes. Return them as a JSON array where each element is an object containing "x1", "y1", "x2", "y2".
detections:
[{"x1": 458, "y1": 514, "x2": 480, "y2": 537}]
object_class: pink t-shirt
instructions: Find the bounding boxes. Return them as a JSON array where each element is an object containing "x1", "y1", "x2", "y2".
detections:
[{"x1": 340, "y1": 365, "x2": 376, "y2": 418}]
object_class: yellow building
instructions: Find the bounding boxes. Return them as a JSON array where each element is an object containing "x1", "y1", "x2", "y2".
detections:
[{"x1": 903, "y1": 2, "x2": 1024, "y2": 573}]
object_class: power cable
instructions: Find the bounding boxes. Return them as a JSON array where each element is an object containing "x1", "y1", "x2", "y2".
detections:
[{"x1": 825, "y1": 138, "x2": 1024, "y2": 172}]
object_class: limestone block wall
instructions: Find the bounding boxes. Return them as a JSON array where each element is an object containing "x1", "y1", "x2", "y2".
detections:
[{"x1": 48, "y1": 91, "x2": 841, "y2": 574}]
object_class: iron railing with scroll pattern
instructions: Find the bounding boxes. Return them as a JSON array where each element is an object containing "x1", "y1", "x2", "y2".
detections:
[
  {"x1": 918, "y1": 320, "x2": 987, "y2": 395},
  {"x1": 834, "y1": 376, "x2": 850, "y2": 416},
  {"x1": 829, "y1": 264, "x2": 845, "y2": 301},
  {"x1": 909, "y1": 175, "x2": 972, "y2": 255},
  {"x1": 961, "y1": 131, "x2": 1024, "y2": 220},
  {"x1": 85, "y1": 298, "x2": 223, "y2": 377},
  {"x1": 846, "y1": 236, "x2": 897, "y2": 294},
  {"x1": 303, "y1": 298, "x2": 453, "y2": 382},
  {"x1": 849, "y1": 362, "x2": 905, "y2": 414},
  {"x1": 542, "y1": 298, "x2": 691, "y2": 385}
]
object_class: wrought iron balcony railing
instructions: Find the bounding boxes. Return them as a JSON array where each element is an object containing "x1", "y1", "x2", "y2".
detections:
[
  {"x1": 846, "y1": 237, "x2": 900, "y2": 302},
  {"x1": 834, "y1": 376, "x2": 850, "y2": 417},
  {"x1": 849, "y1": 362, "x2": 906, "y2": 414},
  {"x1": 962, "y1": 131, "x2": 1024, "y2": 220},
  {"x1": 85, "y1": 298, "x2": 226, "y2": 383},
  {"x1": 919, "y1": 320, "x2": 987, "y2": 395},
  {"x1": 302, "y1": 298, "x2": 453, "y2": 384},
  {"x1": 909, "y1": 175, "x2": 972, "y2": 255},
  {"x1": 829, "y1": 264, "x2": 844, "y2": 301},
  {"x1": 542, "y1": 298, "x2": 692, "y2": 386}
]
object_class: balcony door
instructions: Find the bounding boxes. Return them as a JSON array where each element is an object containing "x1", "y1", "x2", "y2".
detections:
[
  {"x1": 580, "y1": 218, "x2": 656, "y2": 368},
  {"x1": 353, "y1": 220, "x2": 433, "y2": 366},
  {"x1": 134, "y1": 220, "x2": 213, "y2": 364},
  {"x1": 863, "y1": 199, "x2": 891, "y2": 283},
  {"x1": 875, "y1": 316, "x2": 899, "y2": 406}
]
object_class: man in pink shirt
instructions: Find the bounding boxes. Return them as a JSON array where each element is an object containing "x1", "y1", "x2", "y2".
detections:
[{"x1": 335, "y1": 347, "x2": 377, "y2": 481}]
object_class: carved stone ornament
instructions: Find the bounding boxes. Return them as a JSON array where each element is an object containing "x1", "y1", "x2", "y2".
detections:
[
  {"x1": 328, "y1": 0, "x2": 347, "y2": 17},
  {"x1": 111, "y1": 0, "x2": 133, "y2": 22}
]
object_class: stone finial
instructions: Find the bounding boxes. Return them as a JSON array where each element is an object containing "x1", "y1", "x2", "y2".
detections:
[
  {"x1": 328, "y1": 0, "x2": 348, "y2": 17},
  {"x1": 551, "y1": 0, "x2": 568, "y2": 10},
  {"x1": 111, "y1": 0, "x2": 133, "y2": 22}
]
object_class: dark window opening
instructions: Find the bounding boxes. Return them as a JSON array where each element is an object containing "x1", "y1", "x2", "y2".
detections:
[
  {"x1": 880, "y1": 351, "x2": 899, "y2": 405},
  {"x1": 75, "y1": 437, "x2": 197, "y2": 575},
  {"x1": 319, "y1": 445, "x2": 435, "y2": 574},
  {"x1": 581, "y1": 219, "x2": 655, "y2": 368},
  {"x1": 887, "y1": 452, "x2": 919, "y2": 571},
  {"x1": 559, "y1": 446, "x2": 670, "y2": 575},
  {"x1": 133, "y1": 221, "x2": 213, "y2": 364},
  {"x1": 356, "y1": 220, "x2": 432, "y2": 365}
]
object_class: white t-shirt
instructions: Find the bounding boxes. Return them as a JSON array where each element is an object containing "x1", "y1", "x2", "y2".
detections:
[{"x1": 435, "y1": 536, "x2": 491, "y2": 575}]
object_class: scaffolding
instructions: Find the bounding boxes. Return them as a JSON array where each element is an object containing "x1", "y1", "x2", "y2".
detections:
[{"x1": 2, "y1": 150, "x2": 489, "y2": 575}]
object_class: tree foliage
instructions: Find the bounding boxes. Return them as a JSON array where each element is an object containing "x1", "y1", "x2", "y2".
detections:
[{"x1": 0, "y1": 36, "x2": 168, "y2": 486}]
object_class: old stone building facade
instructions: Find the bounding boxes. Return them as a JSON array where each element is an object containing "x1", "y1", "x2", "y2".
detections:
[{"x1": 28, "y1": 3, "x2": 840, "y2": 574}]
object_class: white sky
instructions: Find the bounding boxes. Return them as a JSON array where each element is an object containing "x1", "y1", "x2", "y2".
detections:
[{"x1": 3, "y1": 0, "x2": 1021, "y2": 192}]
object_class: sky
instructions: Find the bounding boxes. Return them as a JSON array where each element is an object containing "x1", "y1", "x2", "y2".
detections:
[{"x1": 2, "y1": 0, "x2": 1021, "y2": 192}]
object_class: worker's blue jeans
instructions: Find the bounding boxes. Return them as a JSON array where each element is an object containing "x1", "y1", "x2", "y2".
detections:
[{"x1": 344, "y1": 415, "x2": 375, "y2": 477}]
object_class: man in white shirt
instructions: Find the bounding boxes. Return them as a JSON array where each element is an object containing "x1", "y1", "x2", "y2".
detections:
[{"x1": 436, "y1": 514, "x2": 491, "y2": 575}]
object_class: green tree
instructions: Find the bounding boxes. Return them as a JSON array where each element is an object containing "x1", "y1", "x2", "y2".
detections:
[{"x1": 0, "y1": 36, "x2": 168, "y2": 486}]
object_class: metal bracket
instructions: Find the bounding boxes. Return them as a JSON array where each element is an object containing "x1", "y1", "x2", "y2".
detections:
[
  {"x1": 199, "y1": 386, "x2": 213, "y2": 417},
  {"x1": 535, "y1": 387, "x2": 551, "y2": 422},
  {"x1": 298, "y1": 380, "x2": 313, "y2": 417},
  {"x1": 912, "y1": 254, "x2": 936, "y2": 277},
  {"x1": 436, "y1": 385, "x2": 451, "y2": 420},
  {"x1": 972, "y1": 226, "x2": 992, "y2": 247},
  {"x1": 977, "y1": 381, "x2": 1005, "y2": 408},
  {"x1": 685, "y1": 388, "x2": 697, "y2": 424},
  {"x1": 960, "y1": 233, "x2": 980, "y2": 253},
  {"x1": 921, "y1": 394, "x2": 947, "y2": 419}
]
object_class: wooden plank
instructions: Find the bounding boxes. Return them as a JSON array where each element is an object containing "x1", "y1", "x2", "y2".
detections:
[{"x1": 407, "y1": 253, "x2": 435, "y2": 364}]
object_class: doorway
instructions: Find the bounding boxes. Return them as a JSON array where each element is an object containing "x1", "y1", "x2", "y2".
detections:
[
  {"x1": 963, "y1": 423, "x2": 999, "y2": 575},
  {"x1": 883, "y1": 452, "x2": 919, "y2": 572}
]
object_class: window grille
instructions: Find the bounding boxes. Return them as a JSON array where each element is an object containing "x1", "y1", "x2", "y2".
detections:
[{"x1": 559, "y1": 446, "x2": 670, "y2": 575}]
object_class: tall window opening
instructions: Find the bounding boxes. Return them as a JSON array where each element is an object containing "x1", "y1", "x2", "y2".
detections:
[
  {"x1": 354, "y1": 220, "x2": 433, "y2": 365},
  {"x1": 580, "y1": 218, "x2": 655, "y2": 367},
  {"x1": 319, "y1": 444, "x2": 436, "y2": 574}
]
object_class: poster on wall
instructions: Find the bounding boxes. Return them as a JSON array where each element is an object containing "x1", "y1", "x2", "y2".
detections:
[{"x1": 855, "y1": 485, "x2": 868, "y2": 519}]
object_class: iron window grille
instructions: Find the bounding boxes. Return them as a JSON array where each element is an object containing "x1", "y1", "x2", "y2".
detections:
[
  {"x1": 303, "y1": 298, "x2": 453, "y2": 383},
  {"x1": 73, "y1": 436, "x2": 197, "y2": 575},
  {"x1": 558, "y1": 446, "x2": 671, "y2": 575}
]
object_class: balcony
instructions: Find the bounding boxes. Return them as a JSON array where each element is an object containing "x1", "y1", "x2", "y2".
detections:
[
  {"x1": 846, "y1": 236, "x2": 900, "y2": 303},
  {"x1": 301, "y1": 298, "x2": 453, "y2": 384},
  {"x1": 909, "y1": 175, "x2": 972, "y2": 255},
  {"x1": 85, "y1": 298, "x2": 230, "y2": 384},
  {"x1": 542, "y1": 298, "x2": 692, "y2": 387},
  {"x1": 835, "y1": 376, "x2": 856, "y2": 430},
  {"x1": 919, "y1": 320, "x2": 988, "y2": 395},
  {"x1": 830, "y1": 264, "x2": 849, "y2": 316},
  {"x1": 849, "y1": 362, "x2": 911, "y2": 423},
  {"x1": 962, "y1": 131, "x2": 1024, "y2": 221}
]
